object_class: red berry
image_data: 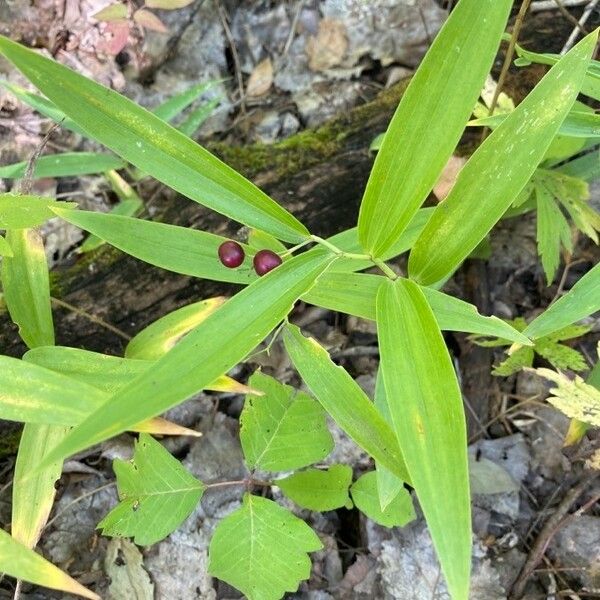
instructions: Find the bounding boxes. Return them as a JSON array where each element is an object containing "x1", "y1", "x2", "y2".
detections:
[
  {"x1": 218, "y1": 241, "x2": 245, "y2": 268},
  {"x1": 253, "y1": 249, "x2": 282, "y2": 276}
]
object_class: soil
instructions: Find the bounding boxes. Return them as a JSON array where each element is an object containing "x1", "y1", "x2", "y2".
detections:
[{"x1": 0, "y1": 1, "x2": 600, "y2": 599}]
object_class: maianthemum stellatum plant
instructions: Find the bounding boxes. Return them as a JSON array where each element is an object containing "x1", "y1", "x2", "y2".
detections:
[{"x1": 0, "y1": 0, "x2": 600, "y2": 598}]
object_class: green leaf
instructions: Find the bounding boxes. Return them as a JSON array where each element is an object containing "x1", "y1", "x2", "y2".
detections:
[
  {"x1": 0, "y1": 80, "x2": 84, "y2": 135},
  {"x1": 469, "y1": 109, "x2": 600, "y2": 138},
  {"x1": 247, "y1": 228, "x2": 287, "y2": 255},
  {"x1": 1, "y1": 228, "x2": 54, "y2": 349},
  {"x1": 536, "y1": 183, "x2": 573, "y2": 284},
  {"x1": 152, "y1": 80, "x2": 222, "y2": 122},
  {"x1": 377, "y1": 278, "x2": 470, "y2": 600},
  {"x1": 24, "y1": 345, "x2": 257, "y2": 397},
  {"x1": 409, "y1": 31, "x2": 598, "y2": 285},
  {"x1": 78, "y1": 199, "x2": 143, "y2": 253},
  {"x1": 178, "y1": 97, "x2": 221, "y2": 137},
  {"x1": 11, "y1": 424, "x2": 69, "y2": 548},
  {"x1": 98, "y1": 433, "x2": 205, "y2": 545},
  {"x1": 523, "y1": 261, "x2": 600, "y2": 340},
  {"x1": 0, "y1": 36, "x2": 309, "y2": 243},
  {"x1": 240, "y1": 372, "x2": 333, "y2": 472},
  {"x1": 558, "y1": 148, "x2": 600, "y2": 181},
  {"x1": 533, "y1": 368, "x2": 600, "y2": 426},
  {"x1": 92, "y1": 3, "x2": 128, "y2": 21},
  {"x1": 374, "y1": 369, "x2": 405, "y2": 511},
  {"x1": 0, "y1": 528, "x2": 99, "y2": 599},
  {"x1": 145, "y1": 0, "x2": 195, "y2": 8},
  {"x1": 52, "y1": 207, "x2": 258, "y2": 284},
  {"x1": 35, "y1": 251, "x2": 334, "y2": 469},
  {"x1": 125, "y1": 297, "x2": 226, "y2": 359},
  {"x1": 357, "y1": 0, "x2": 512, "y2": 257},
  {"x1": 0, "y1": 194, "x2": 76, "y2": 229},
  {"x1": 303, "y1": 272, "x2": 532, "y2": 345},
  {"x1": 0, "y1": 152, "x2": 125, "y2": 179},
  {"x1": 277, "y1": 465, "x2": 352, "y2": 511},
  {"x1": 208, "y1": 494, "x2": 322, "y2": 600},
  {"x1": 282, "y1": 323, "x2": 411, "y2": 484},
  {"x1": 350, "y1": 471, "x2": 415, "y2": 528},
  {"x1": 492, "y1": 346, "x2": 535, "y2": 376}
]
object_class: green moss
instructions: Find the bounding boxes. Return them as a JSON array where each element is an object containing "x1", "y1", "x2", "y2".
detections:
[{"x1": 208, "y1": 80, "x2": 409, "y2": 181}]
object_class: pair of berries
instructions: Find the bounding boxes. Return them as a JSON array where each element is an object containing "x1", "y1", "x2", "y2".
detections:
[{"x1": 218, "y1": 240, "x2": 282, "y2": 276}]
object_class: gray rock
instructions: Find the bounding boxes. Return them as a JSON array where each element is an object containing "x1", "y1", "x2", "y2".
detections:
[
  {"x1": 547, "y1": 514, "x2": 600, "y2": 592},
  {"x1": 254, "y1": 110, "x2": 282, "y2": 144}
]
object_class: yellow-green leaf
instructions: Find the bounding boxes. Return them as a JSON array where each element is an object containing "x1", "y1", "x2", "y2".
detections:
[
  {"x1": 0, "y1": 35, "x2": 309, "y2": 243},
  {"x1": 377, "y1": 278, "x2": 470, "y2": 600},
  {"x1": 409, "y1": 31, "x2": 598, "y2": 285},
  {"x1": 357, "y1": 0, "x2": 513, "y2": 257}
]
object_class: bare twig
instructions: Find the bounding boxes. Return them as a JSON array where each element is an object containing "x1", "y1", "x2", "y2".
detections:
[
  {"x1": 15, "y1": 122, "x2": 60, "y2": 195},
  {"x1": 511, "y1": 472, "x2": 600, "y2": 598},
  {"x1": 51, "y1": 297, "x2": 132, "y2": 341},
  {"x1": 283, "y1": 0, "x2": 305, "y2": 56},
  {"x1": 561, "y1": 0, "x2": 600, "y2": 54},
  {"x1": 215, "y1": 0, "x2": 246, "y2": 114},
  {"x1": 550, "y1": 258, "x2": 587, "y2": 304},
  {"x1": 532, "y1": 0, "x2": 593, "y2": 10},
  {"x1": 550, "y1": 0, "x2": 591, "y2": 35},
  {"x1": 484, "y1": 0, "x2": 533, "y2": 142}
]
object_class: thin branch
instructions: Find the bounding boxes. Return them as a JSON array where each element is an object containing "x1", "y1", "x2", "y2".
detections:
[
  {"x1": 51, "y1": 297, "x2": 132, "y2": 341},
  {"x1": 561, "y1": 0, "x2": 600, "y2": 54}
]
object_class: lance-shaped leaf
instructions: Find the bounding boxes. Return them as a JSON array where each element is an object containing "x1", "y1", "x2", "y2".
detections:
[
  {"x1": 98, "y1": 434, "x2": 205, "y2": 545},
  {"x1": 276, "y1": 465, "x2": 352, "y2": 511},
  {"x1": 35, "y1": 252, "x2": 334, "y2": 469},
  {"x1": 377, "y1": 278, "x2": 470, "y2": 600},
  {"x1": 24, "y1": 345, "x2": 251, "y2": 397},
  {"x1": 0, "y1": 355, "x2": 198, "y2": 436},
  {"x1": 0, "y1": 152, "x2": 125, "y2": 179},
  {"x1": 0, "y1": 35, "x2": 309, "y2": 243},
  {"x1": 11, "y1": 424, "x2": 68, "y2": 548},
  {"x1": 357, "y1": 0, "x2": 513, "y2": 257},
  {"x1": 282, "y1": 323, "x2": 411, "y2": 483},
  {"x1": 125, "y1": 297, "x2": 226, "y2": 359},
  {"x1": 152, "y1": 79, "x2": 222, "y2": 122},
  {"x1": 303, "y1": 272, "x2": 531, "y2": 345},
  {"x1": 0, "y1": 234, "x2": 12, "y2": 256},
  {"x1": 350, "y1": 471, "x2": 415, "y2": 529},
  {"x1": 523, "y1": 261, "x2": 600, "y2": 340},
  {"x1": 208, "y1": 494, "x2": 322, "y2": 600},
  {"x1": 0, "y1": 194, "x2": 76, "y2": 230},
  {"x1": 52, "y1": 207, "x2": 257, "y2": 284},
  {"x1": 0, "y1": 528, "x2": 99, "y2": 599},
  {"x1": 409, "y1": 31, "x2": 598, "y2": 285},
  {"x1": 240, "y1": 372, "x2": 333, "y2": 471},
  {"x1": 374, "y1": 369, "x2": 405, "y2": 511}
]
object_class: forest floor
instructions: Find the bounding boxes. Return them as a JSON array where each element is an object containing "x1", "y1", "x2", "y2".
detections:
[{"x1": 0, "y1": 1, "x2": 600, "y2": 598}]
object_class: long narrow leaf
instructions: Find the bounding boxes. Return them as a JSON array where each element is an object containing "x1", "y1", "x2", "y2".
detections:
[
  {"x1": 303, "y1": 271, "x2": 531, "y2": 345},
  {"x1": 0, "y1": 194, "x2": 76, "y2": 229},
  {"x1": 0, "y1": 152, "x2": 125, "y2": 179},
  {"x1": 34, "y1": 252, "x2": 335, "y2": 471},
  {"x1": 523, "y1": 261, "x2": 600, "y2": 340},
  {"x1": 0, "y1": 528, "x2": 98, "y2": 599},
  {"x1": 152, "y1": 80, "x2": 222, "y2": 122},
  {"x1": 0, "y1": 36, "x2": 309, "y2": 243},
  {"x1": 357, "y1": 0, "x2": 513, "y2": 256},
  {"x1": 377, "y1": 278, "x2": 470, "y2": 600},
  {"x1": 409, "y1": 31, "x2": 598, "y2": 285},
  {"x1": 283, "y1": 323, "x2": 411, "y2": 484},
  {"x1": 1, "y1": 228, "x2": 54, "y2": 349},
  {"x1": 52, "y1": 207, "x2": 257, "y2": 283}
]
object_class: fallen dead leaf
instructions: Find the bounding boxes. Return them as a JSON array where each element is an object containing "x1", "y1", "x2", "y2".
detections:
[
  {"x1": 92, "y1": 2, "x2": 128, "y2": 22},
  {"x1": 306, "y1": 18, "x2": 348, "y2": 72},
  {"x1": 97, "y1": 20, "x2": 130, "y2": 56},
  {"x1": 433, "y1": 155, "x2": 467, "y2": 201},
  {"x1": 246, "y1": 57, "x2": 274, "y2": 97},
  {"x1": 133, "y1": 8, "x2": 168, "y2": 33}
]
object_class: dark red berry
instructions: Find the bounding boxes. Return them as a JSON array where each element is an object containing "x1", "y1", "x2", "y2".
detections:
[
  {"x1": 218, "y1": 241, "x2": 245, "y2": 268},
  {"x1": 253, "y1": 249, "x2": 282, "y2": 276}
]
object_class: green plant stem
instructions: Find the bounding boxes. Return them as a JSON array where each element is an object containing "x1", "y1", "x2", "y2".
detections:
[
  {"x1": 282, "y1": 239, "x2": 312, "y2": 257},
  {"x1": 372, "y1": 258, "x2": 398, "y2": 280}
]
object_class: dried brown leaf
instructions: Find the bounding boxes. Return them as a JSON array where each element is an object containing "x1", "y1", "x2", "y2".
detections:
[
  {"x1": 306, "y1": 18, "x2": 348, "y2": 72},
  {"x1": 133, "y1": 8, "x2": 168, "y2": 33},
  {"x1": 246, "y1": 57, "x2": 274, "y2": 98}
]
